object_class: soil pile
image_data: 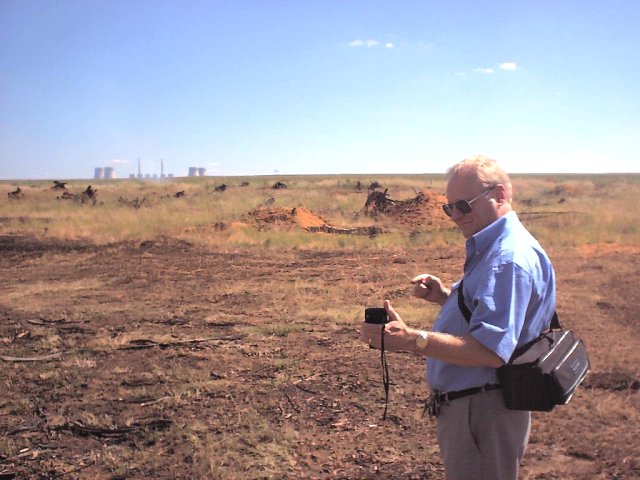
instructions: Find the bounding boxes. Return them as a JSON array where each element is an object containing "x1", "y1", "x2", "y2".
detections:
[
  {"x1": 248, "y1": 206, "x2": 327, "y2": 230},
  {"x1": 248, "y1": 207, "x2": 384, "y2": 235},
  {"x1": 361, "y1": 189, "x2": 451, "y2": 229}
]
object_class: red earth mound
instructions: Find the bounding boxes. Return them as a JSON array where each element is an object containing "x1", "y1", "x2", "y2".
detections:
[
  {"x1": 248, "y1": 207, "x2": 384, "y2": 236},
  {"x1": 248, "y1": 190, "x2": 451, "y2": 234},
  {"x1": 248, "y1": 206, "x2": 328, "y2": 230},
  {"x1": 249, "y1": 190, "x2": 452, "y2": 235}
]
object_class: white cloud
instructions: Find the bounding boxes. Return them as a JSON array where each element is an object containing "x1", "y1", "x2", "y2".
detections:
[
  {"x1": 385, "y1": 42, "x2": 394, "y2": 49},
  {"x1": 110, "y1": 158, "x2": 128, "y2": 164},
  {"x1": 471, "y1": 62, "x2": 517, "y2": 75},
  {"x1": 348, "y1": 39, "x2": 380, "y2": 48},
  {"x1": 500, "y1": 62, "x2": 518, "y2": 71}
]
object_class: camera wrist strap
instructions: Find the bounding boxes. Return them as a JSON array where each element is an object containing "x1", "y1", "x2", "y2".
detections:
[{"x1": 380, "y1": 325, "x2": 390, "y2": 420}]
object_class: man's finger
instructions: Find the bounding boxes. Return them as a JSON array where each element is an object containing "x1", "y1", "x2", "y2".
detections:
[{"x1": 384, "y1": 299, "x2": 397, "y2": 320}]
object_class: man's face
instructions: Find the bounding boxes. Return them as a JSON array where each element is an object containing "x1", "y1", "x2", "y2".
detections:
[{"x1": 445, "y1": 172, "x2": 499, "y2": 238}]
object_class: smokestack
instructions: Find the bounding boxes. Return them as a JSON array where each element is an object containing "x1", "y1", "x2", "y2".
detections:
[
  {"x1": 137, "y1": 159, "x2": 143, "y2": 178},
  {"x1": 161, "y1": 159, "x2": 165, "y2": 178}
]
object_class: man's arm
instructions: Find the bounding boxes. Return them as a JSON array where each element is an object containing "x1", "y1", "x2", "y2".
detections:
[
  {"x1": 411, "y1": 329, "x2": 505, "y2": 368},
  {"x1": 360, "y1": 300, "x2": 505, "y2": 368}
]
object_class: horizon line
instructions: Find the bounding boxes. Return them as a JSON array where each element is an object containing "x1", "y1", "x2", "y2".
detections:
[{"x1": 2, "y1": 171, "x2": 640, "y2": 182}]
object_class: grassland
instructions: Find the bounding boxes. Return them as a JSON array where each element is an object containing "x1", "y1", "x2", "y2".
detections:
[
  {"x1": 2, "y1": 173, "x2": 639, "y2": 249},
  {"x1": 1, "y1": 173, "x2": 639, "y2": 479}
]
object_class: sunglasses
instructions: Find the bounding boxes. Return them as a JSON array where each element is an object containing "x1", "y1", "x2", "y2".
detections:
[{"x1": 443, "y1": 186, "x2": 497, "y2": 217}]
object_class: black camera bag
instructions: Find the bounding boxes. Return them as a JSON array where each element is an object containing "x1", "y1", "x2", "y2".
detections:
[{"x1": 458, "y1": 282, "x2": 590, "y2": 411}]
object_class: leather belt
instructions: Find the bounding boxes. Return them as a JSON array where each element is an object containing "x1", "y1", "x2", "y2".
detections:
[{"x1": 435, "y1": 384, "x2": 502, "y2": 403}]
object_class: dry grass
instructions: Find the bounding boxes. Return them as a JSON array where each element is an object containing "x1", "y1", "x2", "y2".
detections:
[
  {"x1": 3, "y1": 174, "x2": 639, "y2": 250},
  {"x1": 511, "y1": 174, "x2": 640, "y2": 247}
]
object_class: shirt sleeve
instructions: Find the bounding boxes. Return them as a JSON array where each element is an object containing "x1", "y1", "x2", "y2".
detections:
[{"x1": 467, "y1": 262, "x2": 533, "y2": 363}]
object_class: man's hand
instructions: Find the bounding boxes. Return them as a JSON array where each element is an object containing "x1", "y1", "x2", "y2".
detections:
[
  {"x1": 411, "y1": 274, "x2": 450, "y2": 305},
  {"x1": 360, "y1": 300, "x2": 418, "y2": 353},
  {"x1": 360, "y1": 300, "x2": 505, "y2": 367}
]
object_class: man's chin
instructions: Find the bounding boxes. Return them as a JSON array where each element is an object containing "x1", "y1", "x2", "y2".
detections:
[{"x1": 457, "y1": 223, "x2": 473, "y2": 238}]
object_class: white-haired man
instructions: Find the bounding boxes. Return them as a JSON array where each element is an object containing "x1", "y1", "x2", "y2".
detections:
[{"x1": 361, "y1": 156, "x2": 556, "y2": 480}]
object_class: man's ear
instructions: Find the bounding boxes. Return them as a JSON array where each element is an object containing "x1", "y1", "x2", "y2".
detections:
[{"x1": 495, "y1": 184, "x2": 507, "y2": 204}]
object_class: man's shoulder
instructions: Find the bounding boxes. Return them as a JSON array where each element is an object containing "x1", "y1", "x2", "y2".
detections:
[{"x1": 494, "y1": 220, "x2": 550, "y2": 269}]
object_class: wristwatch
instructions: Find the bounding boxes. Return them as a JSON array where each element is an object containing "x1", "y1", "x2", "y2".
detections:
[{"x1": 415, "y1": 330, "x2": 429, "y2": 352}]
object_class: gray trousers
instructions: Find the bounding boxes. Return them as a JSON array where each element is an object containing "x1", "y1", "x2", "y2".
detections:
[{"x1": 436, "y1": 388, "x2": 531, "y2": 480}]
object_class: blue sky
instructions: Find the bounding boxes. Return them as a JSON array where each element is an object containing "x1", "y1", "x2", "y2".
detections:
[{"x1": 1, "y1": 1, "x2": 638, "y2": 179}]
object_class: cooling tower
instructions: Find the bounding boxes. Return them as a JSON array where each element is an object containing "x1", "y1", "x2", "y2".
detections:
[
  {"x1": 198, "y1": 167, "x2": 207, "y2": 177},
  {"x1": 104, "y1": 167, "x2": 116, "y2": 179},
  {"x1": 94, "y1": 167, "x2": 104, "y2": 179},
  {"x1": 188, "y1": 167, "x2": 198, "y2": 177}
]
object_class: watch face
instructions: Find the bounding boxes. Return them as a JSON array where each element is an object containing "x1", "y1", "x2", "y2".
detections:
[{"x1": 416, "y1": 332, "x2": 428, "y2": 349}]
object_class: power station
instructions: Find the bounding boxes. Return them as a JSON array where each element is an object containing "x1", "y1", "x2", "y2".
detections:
[
  {"x1": 94, "y1": 159, "x2": 176, "y2": 179},
  {"x1": 92, "y1": 159, "x2": 210, "y2": 179},
  {"x1": 93, "y1": 166, "x2": 116, "y2": 179},
  {"x1": 188, "y1": 167, "x2": 207, "y2": 177}
]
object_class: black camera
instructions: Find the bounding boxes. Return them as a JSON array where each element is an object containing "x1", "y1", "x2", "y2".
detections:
[{"x1": 364, "y1": 307, "x2": 388, "y2": 324}]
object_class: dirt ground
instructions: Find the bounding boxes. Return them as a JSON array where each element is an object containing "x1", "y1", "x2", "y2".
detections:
[{"x1": 1, "y1": 234, "x2": 639, "y2": 479}]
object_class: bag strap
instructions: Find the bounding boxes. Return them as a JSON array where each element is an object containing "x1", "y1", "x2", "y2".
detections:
[
  {"x1": 457, "y1": 280, "x2": 472, "y2": 323},
  {"x1": 457, "y1": 279, "x2": 560, "y2": 330}
]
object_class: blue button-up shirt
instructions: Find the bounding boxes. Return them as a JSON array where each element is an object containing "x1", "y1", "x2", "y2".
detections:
[{"x1": 426, "y1": 211, "x2": 556, "y2": 392}]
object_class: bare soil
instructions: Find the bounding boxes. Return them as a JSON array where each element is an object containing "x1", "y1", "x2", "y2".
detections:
[{"x1": 1, "y1": 234, "x2": 639, "y2": 479}]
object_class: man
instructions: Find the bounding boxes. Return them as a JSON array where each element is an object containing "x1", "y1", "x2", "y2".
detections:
[{"x1": 360, "y1": 156, "x2": 556, "y2": 480}]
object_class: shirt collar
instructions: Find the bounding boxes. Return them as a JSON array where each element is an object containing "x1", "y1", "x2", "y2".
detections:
[{"x1": 465, "y1": 210, "x2": 518, "y2": 260}]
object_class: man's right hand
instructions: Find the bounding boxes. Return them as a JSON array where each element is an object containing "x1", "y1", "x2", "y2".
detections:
[{"x1": 411, "y1": 274, "x2": 450, "y2": 305}]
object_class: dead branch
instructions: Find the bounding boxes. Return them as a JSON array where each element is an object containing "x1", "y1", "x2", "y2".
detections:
[
  {"x1": 140, "y1": 396, "x2": 173, "y2": 407},
  {"x1": 56, "y1": 418, "x2": 172, "y2": 438},
  {"x1": 5, "y1": 422, "x2": 44, "y2": 436},
  {"x1": 284, "y1": 392, "x2": 300, "y2": 413},
  {"x1": 295, "y1": 383, "x2": 318, "y2": 395},
  {"x1": 8, "y1": 187, "x2": 24, "y2": 200},
  {"x1": 0, "y1": 352, "x2": 65, "y2": 362},
  {"x1": 306, "y1": 225, "x2": 383, "y2": 235},
  {"x1": 117, "y1": 337, "x2": 222, "y2": 350},
  {"x1": 28, "y1": 317, "x2": 81, "y2": 326},
  {"x1": 118, "y1": 196, "x2": 146, "y2": 209},
  {"x1": 293, "y1": 372, "x2": 329, "y2": 384}
]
